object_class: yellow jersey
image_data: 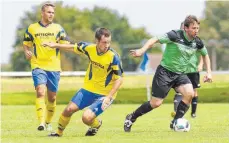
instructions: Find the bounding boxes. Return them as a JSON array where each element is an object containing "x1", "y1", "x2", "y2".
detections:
[
  {"x1": 23, "y1": 21, "x2": 69, "y2": 71},
  {"x1": 74, "y1": 42, "x2": 123, "y2": 97}
]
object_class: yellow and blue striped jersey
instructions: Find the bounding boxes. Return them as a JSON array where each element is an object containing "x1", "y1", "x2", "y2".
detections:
[
  {"x1": 74, "y1": 42, "x2": 123, "y2": 97},
  {"x1": 23, "y1": 21, "x2": 69, "y2": 71}
]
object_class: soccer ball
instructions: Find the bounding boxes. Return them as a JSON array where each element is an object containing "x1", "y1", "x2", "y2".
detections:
[{"x1": 173, "y1": 118, "x2": 191, "y2": 132}]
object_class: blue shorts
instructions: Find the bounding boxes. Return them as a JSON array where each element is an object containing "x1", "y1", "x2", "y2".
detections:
[
  {"x1": 32, "y1": 68, "x2": 60, "y2": 92},
  {"x1": 71, "y1": 88, "x2": 113, "y2": 116}
]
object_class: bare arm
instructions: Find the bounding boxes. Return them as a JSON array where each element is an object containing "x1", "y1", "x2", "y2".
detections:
[
  {"x1": 42, "y1": 42, "x2": 75, "y2": 52},
  {"x1": 101, "y1": 77, "x2": 123, "y2": 110},
  {"x1": 130, "y1": 37, "x2": 159, "y2": 57},
  {"x1": 108, "y1": 77, "x2": 123, "y2": 99},
  {"x1": 202, "y1": 55, "x2": 212, "y2": 82},
  {"x1": 23, "y1": 45, "x2": 33, "y2": 60},
  {"x1": 197, "y1": 56, "x2": 204, "y2": 72}
]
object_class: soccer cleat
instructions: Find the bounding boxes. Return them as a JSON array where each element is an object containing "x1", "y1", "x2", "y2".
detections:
[
  {"x1": 191, "y1": 113, "x2": 196, "y2": 118},
  {"x1": 45, "y1": 123, "x2": 53, "y2": 131},
  {"x1": 171, "y1": 111, "x2": 176, "y2": 118},
  {"x1": 37, "y1": 124, "x2": 45, "y2": 131},
  {"x1": 170, "y1": 120, "x2": 175, "y2": 130},
  {"x1": 124, "y1": 114, "x2": 136, "y2": 132},
  {"x1": 48, "y1": 132, "x2": 61, "y2": 137},
  {"x1": 85, "y1": 120, "x2": 102, "y2": 136}
]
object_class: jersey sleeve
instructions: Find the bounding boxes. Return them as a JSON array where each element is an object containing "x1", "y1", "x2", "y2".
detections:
[
  {"x1": 199, "y1": 46, "x2": 208, "y2": 56},
  {"x1": 23, "y1": 28, "x2": 33, "y2": 47},
  {"x1": 111, "y1": 54, "x2": 124, "y2": 80},
  {"x1": 157, "y1": 30, "x2": 178, "y2": 44},
  {"x1": 73, "y1": 42, "x2": 91, "y2": 57},
  {"x1": 57, "y1": 26, "x2": 70, "y2": 44}
]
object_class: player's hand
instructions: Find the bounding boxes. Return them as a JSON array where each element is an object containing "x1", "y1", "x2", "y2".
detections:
[
  {"x1": 203, "y1": 73, "x2": 212, "y2": 83},
  {"x1": 42, "y1": 42, "x2": 57, "y2": 48},
  {"x1": 24, "y1": 50, "x2": 32, "y2": 60},
  {"x1": 101, "y1": 96, "x2": 113, "y2": 110},
  {"x1": 130, "y1": 49, "x2": 144, "y2": 57}
]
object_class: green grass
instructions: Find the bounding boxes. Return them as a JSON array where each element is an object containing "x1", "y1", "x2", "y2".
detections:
[
  {"x1": 1, "y1": 75, "x2": 229, "y2": 105},
  {"x1": 1, "y1": 104, "x2": 229, "y2": 143}
]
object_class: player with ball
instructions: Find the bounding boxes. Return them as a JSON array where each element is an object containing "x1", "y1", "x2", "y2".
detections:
[{"x1": 124, "y1": 15, "x2": 212, "y2": 132}]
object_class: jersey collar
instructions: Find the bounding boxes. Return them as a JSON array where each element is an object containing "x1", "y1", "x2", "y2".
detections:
[
  {"x1": 38, "y1": 21, "x2": 52, "y2": 27},
  {"x1": 96, "y1": 47, "x2": 110, "y2": 56},
  {"x1": 183, "y1": 31, "x2": 194, "y2": 42}
]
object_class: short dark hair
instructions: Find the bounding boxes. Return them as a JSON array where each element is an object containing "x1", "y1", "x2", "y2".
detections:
[
  {"x1": 95, "y1": 28, "x2": 111, "y2": 41},
  {"x1": 184, "y1": 15, "x2": 200, "y2": 27},
  {"x1": 41, "y1": 2, "x2": 55, "y2": 11}
]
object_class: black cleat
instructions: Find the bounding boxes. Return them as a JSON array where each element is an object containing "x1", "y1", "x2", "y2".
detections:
[
  {"x1": 37, "y1": 124, "x2": 45, "y2": 131},
  {"x1": 170, "y1": 120, "x2": 175, "y2": 130},
  {"x1": 191, "y1": 113, "x2": 196, "y2": 118},
  {"x1": 85, "y1": 120, "x2": 102, "y2": 136},
  {"x1": 124, "y1": 114, "x2": 136, "y2": 132},
  {"x1": 48, "y1": 132, "x2": 61, "y2": 137}
]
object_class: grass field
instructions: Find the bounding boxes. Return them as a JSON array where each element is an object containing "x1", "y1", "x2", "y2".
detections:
[{"x1": 1, "y1": 104, "x2": 229, "y2": 143}]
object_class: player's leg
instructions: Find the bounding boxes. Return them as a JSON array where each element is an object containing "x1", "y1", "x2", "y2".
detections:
[
  {"x1": 32, "y1": 68, "x2": 48, "y2": 131},
  {"x1": 171, "y1": 92, "x2": 182, "y2": 117},
  {"x1": 49, "y1": 101, "x2": 79, "y2": 137},
  {"x1": 124, "y1": 65, "x2": 172, "y2": 132},
  {"x1": 188, "y1": 72, "x2": 200, "y2": 118},
  {"x1": 170, "y1": 75, "x2": 194, "y2": 129},
  {"x1": 49, "y1": 88, "x2": 95, "y2": 137},
  {"x1": 45, "y1": 71, "x2": 60, "y2": 131},
  {"x1": 83, "y1": 96, "x2": 113, "y2": 136},
  {"x1": 191, "y1": 89, "x2": 198, "y2": 118}
]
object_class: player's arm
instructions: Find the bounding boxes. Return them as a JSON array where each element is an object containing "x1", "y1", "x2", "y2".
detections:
[
  {"x1": 202, "y1": 54, "x2": 212, "y2": 82},
  {"x1": 102, "y1": 55, "x2": 124, "y2": 110},
  {"x1": 23, "y1": 28, "x2": 33, "y2": 60},
  {"x1": 130, "y1": 37, "x2": 159, "y2": 57},
  {"x1": 197, "y1": 56, "x2": 204, "y2": 72},
  {"x1": 42, "y1": 42, "x2": 75, "y2": 52}
]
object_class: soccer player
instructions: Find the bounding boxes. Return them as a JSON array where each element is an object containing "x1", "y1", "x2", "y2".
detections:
[
  {"x1": 42, "y1": 28, "x2": 123, "y2": 137},
  {"x1": 124, "y1": 15, "x2": 212, "y2": 132},
  {"x1": 23, "y1": 2, "x2": 70, "y2": 131},
  {"x1": 172, "y1": 22, "x2": 204, "y2": 118}
]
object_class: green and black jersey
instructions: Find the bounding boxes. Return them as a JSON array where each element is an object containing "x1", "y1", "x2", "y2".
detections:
[{"x1": 157, "y1": 30, "x2": 207, "y2": 73}]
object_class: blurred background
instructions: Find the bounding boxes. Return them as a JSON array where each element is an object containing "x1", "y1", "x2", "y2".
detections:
[
  {"x1": 1, "y1": 0, "x2": 229, "y2": 72},
  {"x1": 1, "y1": 0, "x2": 229, "y2": 105}
]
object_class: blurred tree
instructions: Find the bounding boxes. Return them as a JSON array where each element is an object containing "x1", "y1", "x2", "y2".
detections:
[
  {"x1": 199, "y1": 1, "x2": 229, "y2": 70},
  {"x1": 10, "y1": 2, "x2": 150, "y2": 71}
]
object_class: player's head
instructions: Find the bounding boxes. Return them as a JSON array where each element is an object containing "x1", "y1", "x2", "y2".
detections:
[
  {"x1": 95, "y1": 28, "x2": 111, "y2": 53},
  {"x1": 41, "y1": 2, "x2": 55, "y2": 23},
  {"x1": 184, "y1": 15, "x2": 200, "y2": 38}
]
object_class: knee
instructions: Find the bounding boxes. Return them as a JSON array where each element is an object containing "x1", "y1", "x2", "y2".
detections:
[
  {"x1": 183, "y1": 91, "x2": 194, "y2": 100},
  {"x1": 63, "y1": 106, "x2": 76, "y2": 117},
  {"x1": 150, "y1": 100, "x2": 162, "y2": 108},
  {"x1": 82, "y1": 111, "x2": 94, "y2": 125},
  {"x1": 36, "y1": 87, "x2": 45, "y2": 97}
]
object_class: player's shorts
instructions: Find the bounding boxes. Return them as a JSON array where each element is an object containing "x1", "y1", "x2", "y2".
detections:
[
  {"x1": 71, "y1": 88, "x2": 113, "y2": 116},
  {"x1": 152, "y1": 65, "x2": 191, "y2": 99},
  {"x1": 32, "y1": 68, "x2": 60, "y2": 92},
  {"x1": 187, "y1": 72, "x2": 200, "y2": 89}
]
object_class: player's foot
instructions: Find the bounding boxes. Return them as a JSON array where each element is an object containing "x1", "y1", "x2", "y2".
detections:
[
  {"x1": 124, "y1": 114, "x2": 136, "y2": 132},
  {"x1": 48, "y1": 132, "x2": 61, "y2": 137},
  {"x1": 191, "y1": 113, "x2": 196, "y2": 118},
  {"x1": 170, "y1": 120, "x2": 175, "y2": 130},
  {"x1": 37, "y1": 123, "x2": 45, "y2": 131},
  {"x1": 171, "y1": 111, "x2": 176, "y2": 118},
  {"x1": 85, "y1": 120, "x2": 102, "y2": 136},
  {"x1": 45, "y1": 123, "x2": 53, "y2": 131}
]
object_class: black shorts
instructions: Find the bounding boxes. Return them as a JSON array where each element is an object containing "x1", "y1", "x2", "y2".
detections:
[
  {"x1": 152, "y1": 65, "x2": 191, "y2": 99},
  {"x1": 187, "y1": 72, "x2": 200, "y2": 89}
]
